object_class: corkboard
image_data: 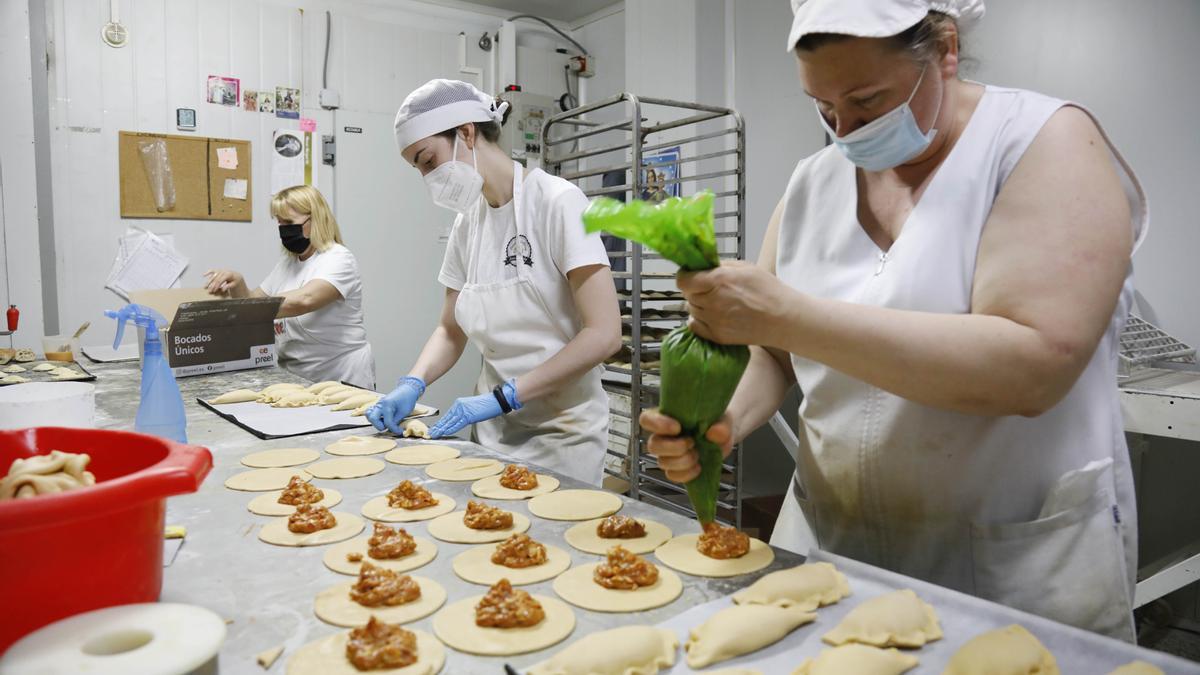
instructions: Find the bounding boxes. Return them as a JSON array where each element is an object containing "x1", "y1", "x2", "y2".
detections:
[{"x1": 118, "y1": 131, "x2": 252, "y2": 221}]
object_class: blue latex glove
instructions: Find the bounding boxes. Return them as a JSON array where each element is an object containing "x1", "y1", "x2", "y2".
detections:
[
  {"x1": 366, "y1": 376, "x2": 426, "y2": 435},
  {"x1": 429, "y1": 379, "x2": 522, "y2": 439}
]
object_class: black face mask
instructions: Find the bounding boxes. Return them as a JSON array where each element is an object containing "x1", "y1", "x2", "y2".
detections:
[{"x1": 278, "y1": 223, "x2": 311, "y2": 254}]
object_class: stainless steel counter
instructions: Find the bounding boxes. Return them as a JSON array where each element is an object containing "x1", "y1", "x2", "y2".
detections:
[{"x1": 87, "y1": 361, "x2": 802, "y2": 675}]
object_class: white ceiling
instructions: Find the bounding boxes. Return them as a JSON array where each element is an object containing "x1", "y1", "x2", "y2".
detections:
[{"x1": 459, "y1": 0, "x2": 620, "y2": 24}]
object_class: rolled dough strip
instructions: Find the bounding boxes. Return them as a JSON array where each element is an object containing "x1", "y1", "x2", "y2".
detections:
[
  {"x1": 326, "y1": 436, "x2": 397, "y2": 456},
  {"x1": 258, "y1": 512, "x2": 364, "y2": 547},
  {"x1": 552, "y1": 562, "x2": 682, "y2": 613},
  {"x1": 225, "y1": 468, "x2": 312, "y2": 492},
  {"x1": 432, "y1": 595, "x2": 575, "y2": 657},
  {"x1": 470, "y1": 474, "x2": 560, "y2": 500},
  {"x1": 285, "y1": 628, "x2": 444, "y2": 675},
  {"x1": 452, "y1": 543, "x2": 572, "y2": 586},
  {"x1": 305, "y1": 380, "x2": 343, "y2": 394},
  {"x1": 426, "y1": 510, "x2": 531, "y2": 544},
  {"x1": 654, "y1": 533, "x2": 774, "y2": 578},
  {"x1": 332, "y1": 392, "x2": 379, "y2": 412},
  {"x1": 319, "y1": 387, "x2": 368, "y2": 405},
  {"x1": 386, "y1": 445, "x2": 460, "y2": 466},
  {"x1": 322, "y1": 536, "x2": 438, "y2": 576},
  {"x1": 528, "y1": 489, "x2": 622, "y2": 521},
  {"x1": 305, "y1": 457, "x2": 385, "y2": 480},
  {"x1": 241, "y1": 447, "x2": 320, "y2": 468},
  {"x1": 256, "y1": 645, "x2": 285, "y2": 669},
  {"x1": 424, "y1": 457, "x2": 503, "y2": 481},
  {"x1": 313, "y1": 576, "x2": 447, "y2": 628},
  {"x1": 273, "y1": 390, "x2": 321, "y2": 408},
  {"x1": 210, "y1": 389, "x2": 260, "y2": 405},
  {"x1": 563, "y1": 517, "x2": 673, "y2": 555},
  {"x1": 361, "y1": 494, "x2": 456, "y2": 522},
  {"x1": 247, "y1": 488, "x2": 343, "y2": 516}
]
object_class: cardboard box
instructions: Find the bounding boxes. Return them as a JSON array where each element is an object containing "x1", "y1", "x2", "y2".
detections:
[{"x1": 128, "y1": 289, "x2": 282, "y2": 378}]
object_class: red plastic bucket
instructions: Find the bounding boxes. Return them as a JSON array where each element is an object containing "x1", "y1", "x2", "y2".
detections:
[{"x1": 0, "y1": 427, "x2": 212, "y2": 653}]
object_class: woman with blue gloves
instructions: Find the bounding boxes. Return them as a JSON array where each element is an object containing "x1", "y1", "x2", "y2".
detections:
[{"x1": 367, "y1": 79, "x2": 621, "y2": 486}]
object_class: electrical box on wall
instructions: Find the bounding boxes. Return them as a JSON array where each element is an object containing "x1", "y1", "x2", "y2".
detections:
[{"x1": 497, "y1": 91, "x2": 557, "y2": 169}]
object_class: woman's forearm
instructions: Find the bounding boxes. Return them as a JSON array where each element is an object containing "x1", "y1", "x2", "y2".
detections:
[
  {"x1": 724, "y1": 346, "x2": 795, "y2": 444},
  {"x1": 770, "y1": 290, "x2": 1079, "y2": 417},
  {"x1": 515, "y1": 325, "x2": 619, "y2": 403},
  {"x1": 407, "y1": 325, "x2": 469, "y2": 386}
]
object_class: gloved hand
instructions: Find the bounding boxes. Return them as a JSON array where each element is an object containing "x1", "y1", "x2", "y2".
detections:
[
  {"x1": 429, "y1": 379, "x2": 522, "y2": 439},
  {"x1": 366, "y1": 376, "x2": 426, "y2": 435}
]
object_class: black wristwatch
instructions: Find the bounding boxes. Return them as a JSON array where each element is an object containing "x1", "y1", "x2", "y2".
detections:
[{"x1": 492, "y1": 384, "x2": 513, "y2": 414}]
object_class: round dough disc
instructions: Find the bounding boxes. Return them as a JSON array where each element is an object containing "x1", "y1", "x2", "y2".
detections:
[
  {"x1": 225, "y1": 468, "x2": 312, "y2": 492},
  {"x1": 241, "y1": 447, "x2": 320, "y2": 468},
  {"x1": 470, "y1": 474, "x2": 560, "y2": 500},
  {"x1": 323, "y1": 536, "x2": 439, "y2": 576},
  {"x1": 305, "y1": 457, "x2": 385, "y2": 479},
  {"x1": 362, "y1": 494, "x2": 457, "y2": 522},
  {"x1": 326, "y1": 436, "x2": 398, "y2": 456},
  {"x1": 385, "y1": 445, "x2": 461, "y2": 465},
  {"x1": 563, "y1": 517, "x2": 673, "y2": 555},
  {"x1": 654, "y1": 533, "x2": 775, "y2": 577},
  {"x1": 313, "y1": 576, "x2": 447, "y2": 628},
  {"x1": 552, "y1": 562, "x2": 683, "y2": 613},
  {"x1": 426, "y1": 511, "x2": 531, "y2": 544},
  {"x1": 452, "y1": 543, "x2": 572, "y2": 586},
  {"x1": 424, "y1": 457, "x2": 503, "y2": 481},
  {"x1": 286, "y1": 628, "x2": 444, "y2": 675},
  {"x1": 528, "y1": 489, "x2": 622, "y2": 521},
  {"x1": 258, "y1": 512, "x2": 365, "y2": 547},
  {"x1": 432, "y1": 595, "x2": 575, "y2": 657},
  {"x1": 248, "y1": 488, "x2": 343, "y2": 516}
]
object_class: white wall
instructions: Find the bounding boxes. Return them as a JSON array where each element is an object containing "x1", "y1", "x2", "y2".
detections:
[
  {"x1": 968, "y1": 0, "x2": 1200, "y2": 348},
  {"x1": 41, "y1": 0, "x2": 577, "y2": 408},
  {"x1": 0, "y1": 0, "x2": 47, "y2": 345}
]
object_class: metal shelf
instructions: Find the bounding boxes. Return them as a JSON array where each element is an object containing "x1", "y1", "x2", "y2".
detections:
[{"x1": 545, "y1": 92, "x2": 747, "y2": 528}]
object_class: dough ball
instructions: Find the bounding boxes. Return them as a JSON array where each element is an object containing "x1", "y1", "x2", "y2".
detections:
[
  {"x1": 686, "y1": 604, "x2": 817, "y2": 669},
  {"x1": 211, "y1": 389, "x2": 260, "y2": 404},
  {"x1": 943, "y1": 624, "x2": 1058, "y2": 675},
  {"x1": 733, "y1": 562, "x2": 851, "y2": 611},
  {"x1": 527, "y1": 625, "x2": 678, "y2": 675},
  {"x1": 822, "y1": 590, "x2": 942, "y2": 649},
  {"x1": 791, "y1": 644, "x2": 918, "y2": 675}
]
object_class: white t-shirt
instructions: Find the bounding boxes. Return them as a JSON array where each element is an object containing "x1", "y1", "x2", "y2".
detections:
[
  {"x1": 259, "y1": 243, "x2": 375, "y2": 388},
  {"x1": 438, "y1": 169, "x2": 610, "y2": 340}
]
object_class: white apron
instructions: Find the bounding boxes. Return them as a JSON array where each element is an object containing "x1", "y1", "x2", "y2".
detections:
[
  {"x1": 773, "y1": 86, "x2": 1147, "y2": 641},
  {"x1": 452, "y1": 162, "x2": 609, "y2": 485}
]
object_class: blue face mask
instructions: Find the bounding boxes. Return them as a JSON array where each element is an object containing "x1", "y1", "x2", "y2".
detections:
[{"x1": 817, "y1": 65, "x2": 941, "y2": 171}]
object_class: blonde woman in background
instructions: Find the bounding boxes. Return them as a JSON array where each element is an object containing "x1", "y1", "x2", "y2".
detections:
[{"x1": 205, "y1": 185, "x2": 375, "y2": 388}]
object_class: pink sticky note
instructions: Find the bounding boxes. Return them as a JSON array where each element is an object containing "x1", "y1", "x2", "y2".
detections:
[{"x1": 300, "y1": 118, "x2": 316, "y2": 132}]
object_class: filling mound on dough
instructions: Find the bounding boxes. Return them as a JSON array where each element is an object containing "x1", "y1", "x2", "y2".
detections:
[
  {"x1": 497, "y1": 464, "x2": 539, "y2": 490},
  {"x1": 350, "y1": 562, "x2": 422, "y2": 607},
  {"x1": 596, "y1": 514, "x2": 647, "y2": 539},
  {"x1": 697, "y1": 522, "x2": 750, "y2": 560},
  {"x1": 463, "y1": 500, "x2": 514, "y2": 530},
  {"x1": 367, "y1": 523, "x2": 417, "y2": 560},
  {"x1": 594, "y1": 545, "x2": 659, "y2": 590},
  {"x1": 288, "y1": 503, "x2": 337, "y2": 533},
  {"x1": 0, "y1": 450, "x2": 96, "y2": 500},
  {"x1": 475, "y1": 578, "x2": 545, "y2": 628},
  {"x1": 347, "y1": 552, "x2": 364, "y2": 563},
  {"x1": 386, "y1": 480, "x2": 439, "y2": 510},
  {"x1": 278, "y1": 475, "x2": 324, "y2": 506},
  {"x1": 345, "y1": 616, "x2": 418, "y2": 671},
  {"x1": 491, "y1": 533, "x2": 548, "y2": 569}
]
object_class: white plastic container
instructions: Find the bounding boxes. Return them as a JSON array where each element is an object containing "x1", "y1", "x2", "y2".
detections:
[{"x1": 0, "y1": 382, "x2": 95, "y2": 429}]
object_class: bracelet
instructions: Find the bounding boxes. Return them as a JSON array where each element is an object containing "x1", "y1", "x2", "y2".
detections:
[{"x1": 492, "y1": 384, "x2": 513, "y2": 414}]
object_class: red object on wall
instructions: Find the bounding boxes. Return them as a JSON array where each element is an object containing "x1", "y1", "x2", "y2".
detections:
[
  {"x1": 0, "y1": 427, "x2": 212, "y2": 652},
  {"x1": 6, "y1": 305, "x2": 17, "y2": 332}
]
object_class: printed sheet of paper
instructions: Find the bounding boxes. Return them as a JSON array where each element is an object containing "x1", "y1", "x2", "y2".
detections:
[
  {"x1": 223, "y1": 178, "x2": 248, "y2": 200},
  {"x1": 105, "y1": 227, "x2": 189, "y2": 300}
]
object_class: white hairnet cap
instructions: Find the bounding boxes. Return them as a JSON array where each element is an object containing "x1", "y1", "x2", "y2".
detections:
[
  {"x1": 787, "y1": 0, "x2": 984, "y2": 52},
  {"x1": 393, "y1": 79, "x2": 510, "y2": 151}
]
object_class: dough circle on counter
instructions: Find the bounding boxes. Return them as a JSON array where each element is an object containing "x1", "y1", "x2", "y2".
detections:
[
  {"x1": 258, "y1": 512, "x2": 364, "y2": 547},
  {"x1": 563, "y1": 517, "x2": 673, "y2": 555},
  {"x1": 528, "y1": 489, "x2": 622, "y2": 521},
  {"x1": 224, "y1": 468, "x2": 312, "y2": 492},
  {"x1": 286, "y1": 628, "x2": 445, "y2": 675},
  {"x1": 386, "y1": 445, "x2": 461, "y2": 465},
  {"x1": 552, "y1": 563, "x2": 683, "y2": 613},
  {"x1": 470, "y1": 474, "x2": 560, "y2": 500},
  {"x1": 451, "y1": 543, "x2": 572, "y2": 586},
  {"x1": 426, "y1": 510, "x2": 531, "y2": 544},
  {"x1": 432, "y1": 595, "x2": 575, "y2": 657},
  {"x1": 361, "y1": 494, "x2": 456, "y2": 523},
  {"x1": 326, "y1": 436, "x2": 397, "y2": 456},
  {"x1": 654, "y1": 533, "x2": 774, "y2": 578},
  {"x1": 305, "y1": 457, "x2": 385, "y2": 479},
  {"x1": 323, "y1": 535, "x2": 439, "y2": 576},
  {"x1": 247, "y1": 488, "x2": 343, "y2": 516},
  {"x1": 424, "y1": 457, "x2": 503, "y2": 481},
  {"x1": 313, "y1": 576, "x2": 447, "y2": 628},
  {"x1": 240, "y1": 447, "x2": 320, "y2": 468}
]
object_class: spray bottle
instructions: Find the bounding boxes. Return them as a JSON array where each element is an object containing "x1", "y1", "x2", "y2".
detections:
[{"x1": 105, "y1": 304, "x2": 188, "y2": 443}]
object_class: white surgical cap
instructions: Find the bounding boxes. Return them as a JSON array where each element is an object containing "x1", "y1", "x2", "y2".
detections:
[
  {"x1": 787, "y1": 0, "x2": 985, "y2": 52},
  {"x1": 393, "y1": 79, "x2": 511, "y2": 151}
]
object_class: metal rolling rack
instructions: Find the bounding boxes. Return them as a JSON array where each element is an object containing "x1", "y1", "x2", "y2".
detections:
[{"x1": 541, "y1": 93, "x2": 748, "y2": 526}]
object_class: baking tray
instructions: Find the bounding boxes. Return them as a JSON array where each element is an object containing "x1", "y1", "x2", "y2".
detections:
[
  {"x1": 196, "y1": 386, "x2": 438, "y2": 440},
  {"x1": 653, "y1": 549, "x2": 1198, "y2": 674},
  {"x1": 0, "y1": 360, "x2": 96, "y2": 387}
]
